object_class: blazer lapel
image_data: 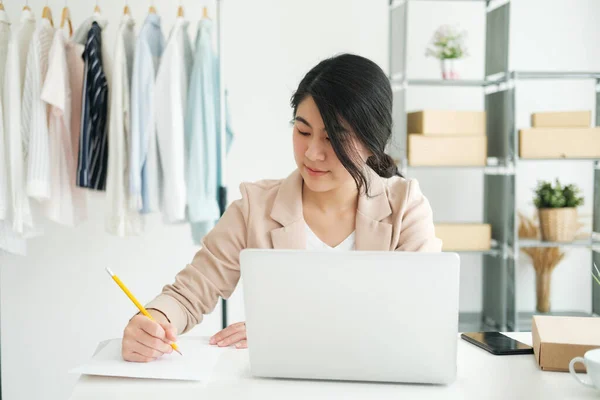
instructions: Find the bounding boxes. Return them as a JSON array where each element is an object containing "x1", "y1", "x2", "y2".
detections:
[
  {"x1": 269, "y1": 170, "x2": 306, "y2": 249},
  {"x1": 270, "y1": 220, "x2": 306, "y2": 250},
  {"x1": 269, "y1": 168, "x2": 393, "y2": 251},
  {"x1": 355, "y1": 168, "x2": 393, "y2": 251}
]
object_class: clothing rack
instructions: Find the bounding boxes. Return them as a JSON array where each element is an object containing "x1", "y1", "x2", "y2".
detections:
[
  {"x1": 216, "y1": 0, "x2": 229, "y2": 330},
  {"x1": 0, "y1": 6, "x2": 230, "y2": 398},
  {"x1": 0, "y1": 6, "x2": 227, "y2": 400}
]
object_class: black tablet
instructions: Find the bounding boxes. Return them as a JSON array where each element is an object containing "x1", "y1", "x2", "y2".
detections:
[{"x1": 461, "y1": 332, "x2": 534, "y2": 356}]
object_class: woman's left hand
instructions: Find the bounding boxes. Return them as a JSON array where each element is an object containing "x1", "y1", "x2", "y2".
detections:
[{"x1": 209, "y1": 322, "x2": 247, "y2": 349}]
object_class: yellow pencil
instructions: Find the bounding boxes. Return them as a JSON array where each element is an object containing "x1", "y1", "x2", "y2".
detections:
[{"x1": 105, "y1": 267, "x2": 182, "y2": 356}]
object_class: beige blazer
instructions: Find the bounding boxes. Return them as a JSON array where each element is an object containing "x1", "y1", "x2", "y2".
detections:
[{"x1": 146, "y1": 168, "x2": 442, "y2": 334}]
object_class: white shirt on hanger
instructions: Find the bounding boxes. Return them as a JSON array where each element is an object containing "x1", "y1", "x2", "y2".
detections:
[
  {"x1": 4, "y1": 8, "x2": 38, "y2": 237},
  {"x1": 0, "y1": 10, "x2": 26, "y2": 255},
  {"x1": 0, "y1": 15, "x2": 10, "y2": 220},
  {"x1": 40, "y1": 28, "x2": 88, "y2": 226},
  {"x1": 0, "y1": 92, "x2": 6, "y2": 222},
  {"x1": 130, "y1": 14, "x2": 164, "y2": 214},
  {"x1": 105, "y1": 14, "x2": 142, "y2": 236},
  {"x1": 305, "y1": 222, "x2": 356, "y2": 251},
  {"x1": 22, "y1": 18, "x2": 55, "y2": 200},
  {"x1": 154, "y1": 16, "x2": 193, "y2": 223}
]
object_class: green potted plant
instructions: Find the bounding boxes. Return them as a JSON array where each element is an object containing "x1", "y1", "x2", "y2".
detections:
[
  {"x1": 533, "y1": 179, "x2": 584, "y2": 242},
  {"x1": 425, "y1": 25, "x2": 468, "y2": 80}
]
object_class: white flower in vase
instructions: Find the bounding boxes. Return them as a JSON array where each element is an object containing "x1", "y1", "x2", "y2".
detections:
[{"x1": 425, "y1": 24, "x2": 469, "y2": 80}]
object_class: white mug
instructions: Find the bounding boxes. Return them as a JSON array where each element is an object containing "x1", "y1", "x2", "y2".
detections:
[{"x1": 569, "y1": 348, "x2": 600, "y2": 390}]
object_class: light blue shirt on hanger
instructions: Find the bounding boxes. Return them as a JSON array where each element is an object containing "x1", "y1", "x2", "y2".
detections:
[
  {"x1": 130, "y1": 13, "x2": 164, "y2": 214},
  {"x1": 186, "y1": 19, "x2": 234, "y2": 245}
]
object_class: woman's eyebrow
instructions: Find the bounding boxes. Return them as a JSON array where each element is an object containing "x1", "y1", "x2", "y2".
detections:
[{"x1": 294, "y1": 116, "x2": 312, "y2": 128}]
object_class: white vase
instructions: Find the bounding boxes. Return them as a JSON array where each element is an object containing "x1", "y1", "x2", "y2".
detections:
[{"x1": 440, "y1": 58, "x2": 461, "y2": 80}]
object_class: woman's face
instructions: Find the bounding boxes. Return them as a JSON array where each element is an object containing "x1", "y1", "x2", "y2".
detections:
[{"x1": 292, "y1": 96, "x2": 369, "y2": 193}]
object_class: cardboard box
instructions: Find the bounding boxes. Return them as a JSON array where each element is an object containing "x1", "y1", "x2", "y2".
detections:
[
  {"x1": 408, "y1": 135, "x2": 487, "y2": 166},
  {"x1": 531, "y1": 111, "x2": 591, "y2": 128},
  {"x1": 519, "y1": 127, "x2": 600, "y2": 159},
  {"x1": 434, "y1": 224, "x2": 491, "y2": 251},
  {"x1": 532, "y1": 315, "x2": 600, "y2": 372},
  {"x1": 407, "y1": 110, "x2": 486, "y2": 135}
]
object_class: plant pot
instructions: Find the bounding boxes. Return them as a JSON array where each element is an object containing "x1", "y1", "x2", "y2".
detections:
[
  {"x1": 538, "y1": 207, "x2": 578, "y2": 242},
  {"x1": 536, "y1": 270, "x2": 552, "y2": 313},
  {"x1": 440, "y1": 58, "x2": 461, "y2": 80}
]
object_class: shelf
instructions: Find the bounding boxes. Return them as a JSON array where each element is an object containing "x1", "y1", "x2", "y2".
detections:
[
  {"x1": 401, "y1": 159, "x2": 598, "y2": 167},
  {"x1": 451, "y1": 249, "x2": 500, "y2": 257},
  {"x1": 518, "y1": 157, "x2": 600, "y2": 162},
  {"x1": 392, "y1": 71, "x2": 600, "y2": 89},
  {"x1": 458, "y1": 249, "x2": 499, "y2": 255},
  {"x1": 518, "y1": 239, "x2": 599, "y2": 251},
  {"x1": 512, "y1": 71, "x2": 600, "y2": 80},
  {"x1": 406, "y1": 164, "x2": 487, "y2": 169},
  {"x1": 390, "y1": 0, "x2": 486, "y2": 8},
  {"x1": 406, "y1": 79, "x2": 488, "y2": 87}
]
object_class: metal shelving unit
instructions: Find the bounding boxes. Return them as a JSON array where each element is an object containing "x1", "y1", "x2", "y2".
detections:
[{"x1": 389, "y1": 0, "x2": 600, "y2": 332}]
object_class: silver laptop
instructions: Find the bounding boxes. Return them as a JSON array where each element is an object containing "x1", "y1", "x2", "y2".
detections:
[{"x1": 240, "y1": 249, "x2": 460, "y2": 385}]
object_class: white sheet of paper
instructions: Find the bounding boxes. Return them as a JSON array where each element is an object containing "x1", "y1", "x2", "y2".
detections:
[{"x1": 69, "y1": 337, "x2": 226, "y2": 382}]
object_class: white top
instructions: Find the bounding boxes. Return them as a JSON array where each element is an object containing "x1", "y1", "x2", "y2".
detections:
[
  {"x1": 0, "y1": 12, "x2": 26, "y2": 255},
  {"x1": 22, "y1": 18, "x2": 54, "y2": 201},
  {"x1": 129, "y1": 14, "x2": 164, "y2": 213},
  {"x1": 0, "y1": 16, "x2": 10, "y2": 220},
  {"x1": 0, "y1": 86, "x2": 5, "y2": 221},
  {"x1": 68, "y1": 333, "x2": 596, "y2": 400},
  {"x1": 154, "y1": 17, "x2": 193, "y2": 223},
  {"x1": 4, "y1": 9, "x2": 37, "y2": 237},
  {"x1": 0, "y1": 15, "x2": 9, "y2": 91},
  {"x1": 40, "y1": 29, "x2": 88, "y2": 226},
  {"x1": 305, "y1": 222, "x2": 355, "y2": 250},
  {"x1": 105, "y1": 15, "x2": 142, "y2": 236}
]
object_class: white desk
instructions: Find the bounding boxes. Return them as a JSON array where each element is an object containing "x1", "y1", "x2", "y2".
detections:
[{"x1": 68, "y1": 333, "x2": 597, "y2": 400}]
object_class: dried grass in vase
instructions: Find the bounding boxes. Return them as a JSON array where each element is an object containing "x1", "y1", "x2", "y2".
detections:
[{"x1": 518, "y1": 212, "x2": 565, "y2": 313}]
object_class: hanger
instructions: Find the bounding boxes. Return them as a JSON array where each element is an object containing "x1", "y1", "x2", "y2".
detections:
[
  {"x1": 94, "y1": 0, "x2": 101, "y2": 14},
  {"x1": 42, "y1": 1, "x2": 54, "y2": 26},
  {"x1": 0, "y1": 0, "x2": 7, "y2": 22},
  {"x1": 60, "y1": 3, "x2": 73, "y2": 37},
  {"x1": 123, "y1": 4, "x2": 131, "y2": 16},
  {"x1": 177, "y1": 2, "x2": 184, "y2": 18},
  {"x1": 202, "y1": 6, "x2": 210, "y2": 20},
  {"x1": 23, "y1": 0, "x2": 31, "y2": 11},
  {"x1": 149, "y1": 0, "x2": 157, "y2": 14}
]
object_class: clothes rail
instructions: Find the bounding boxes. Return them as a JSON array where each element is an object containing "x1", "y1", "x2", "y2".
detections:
[{"x1": 216, "y1": 0, "x2": 228, "y2": 330}]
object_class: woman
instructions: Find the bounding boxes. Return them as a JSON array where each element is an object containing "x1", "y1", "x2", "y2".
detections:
[{"x1": 121, "y1": 54, "x2": 442, "y2": 362}]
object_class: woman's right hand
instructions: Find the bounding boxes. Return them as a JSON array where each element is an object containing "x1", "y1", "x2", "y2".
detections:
[{"x1": 121, "y1": 311, "x2": 178, "y2": 362}]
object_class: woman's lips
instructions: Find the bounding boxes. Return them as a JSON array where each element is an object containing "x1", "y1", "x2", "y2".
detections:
[{"x1": 305, "y1": 166, "x2": 328, "y2": 177}]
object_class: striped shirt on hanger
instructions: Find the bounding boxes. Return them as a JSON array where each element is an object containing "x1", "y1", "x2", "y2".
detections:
[{"x1": 78, "y1": 21, "x2": 109, "y2": 191}]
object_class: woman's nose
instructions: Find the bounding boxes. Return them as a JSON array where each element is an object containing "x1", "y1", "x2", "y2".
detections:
[{"x1": 305, "y1": 138, "x2": 326, "y2": 161}]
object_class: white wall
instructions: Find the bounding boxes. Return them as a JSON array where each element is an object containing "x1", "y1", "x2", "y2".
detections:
[{"x1": 0, "y1": 0, "x2": 598, "y2": 399}]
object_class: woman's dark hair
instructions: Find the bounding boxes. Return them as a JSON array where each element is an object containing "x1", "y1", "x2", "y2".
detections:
[{"x1": 291, "y1": 53, "x2": 401, "y2": 194}]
